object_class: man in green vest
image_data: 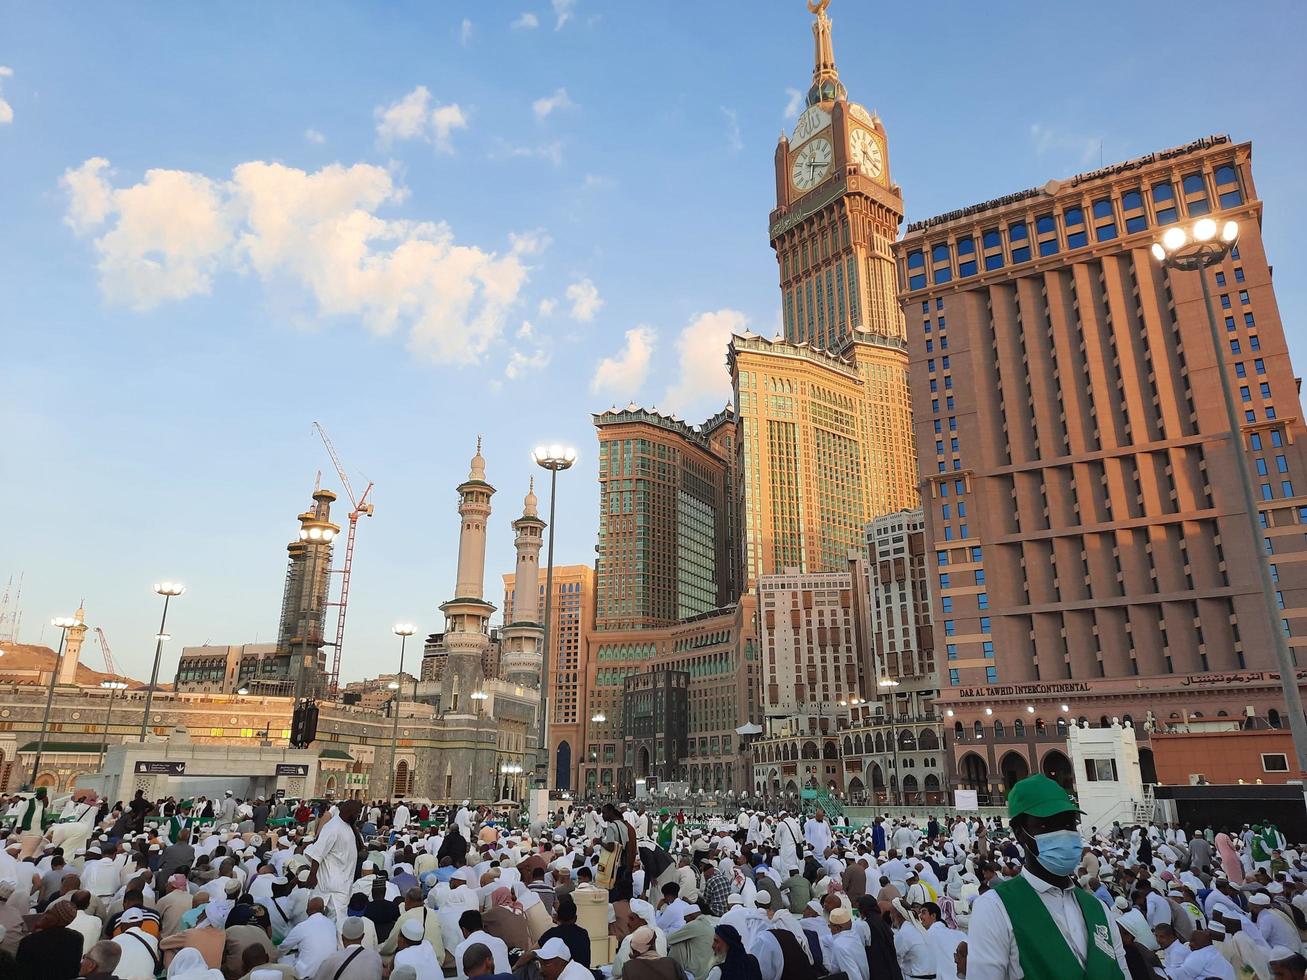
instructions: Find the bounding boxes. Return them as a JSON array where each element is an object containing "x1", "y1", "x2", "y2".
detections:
[{"x1": 966, "y1": 774, "x2": 1129, "y2": 980}]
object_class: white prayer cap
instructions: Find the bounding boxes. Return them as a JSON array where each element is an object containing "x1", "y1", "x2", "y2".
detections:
[
  {"x1": 1250, "y1": 893, "x2": 1272, "y2": 907},
  {"x1": 400, "y1": 917, "x2": 425, "y2": 941},
  {"x1": 538, "y1": 938, "x2": 572, "y2": 961},
  {"x1": 830, "y1": 907, "x2": 852, "y2": 925}
]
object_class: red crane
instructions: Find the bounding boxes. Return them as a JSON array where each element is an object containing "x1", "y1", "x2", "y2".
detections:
[{"x1": 313, "y1": 422, "x2": 375, "y2": 696}]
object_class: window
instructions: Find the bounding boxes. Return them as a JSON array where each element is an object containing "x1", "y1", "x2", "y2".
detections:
[
  {"x1": 1065, "y1": 205, "x2": 1088, "y2": 248},
  {"x1": 949, "y1": 669, "x2": 960, "y2": 686},
  {"x1": 970, "y1": 546, "x2": 982, "y2": 561},
  {"x1": 982, "y1": 229, "x2": 1001, "y2": 249},
  {"x1": 977, "y1": 591, "x2": 989, "y2": 609},
  {"x1": 1256, "y1": 359, "x2": 1266, "y2": 374},
  {"x1": 983, "y1": 640, "x2": 994, "y2": 658},
  {"x1": 1153, "y1": 181, "x2": 1178, "y2": 224},
  {"x1": 1084, "y1": 758, "x2": 1119, "y2": 782},
  {"x1": 1261, "y1": 382, "x2": 1272, "y2": 398},
  {"x1": 1257, "y1": 458, "x2": 1269, "y2": 476},
  {"x1": 1226, "y1": 316, "x2": 1236, "y2": 332},
  {"x1": 1283, "y1": 481, "x2": 1294, "y2": 497},
  {"x1": 1216, "y1": 164, "x2": 1243, "y2": 207},
  {"x1": 1240, "y1": 290, "x2": 1250, "y2": 305},
  {"x1": 1241, "y1": 386, "x2": 1251, "y2": 402},
  {"x1": 1221, "y1": 294, "x2": 1232, "y2": 309},
  {"x1": 907, "y1": 250, "x2": 925, "y2": 290},
  {"x1": 1231, "y1": 340, "x2": 1242, "y2": 354},
  {"x1": 1251, "y1": 335, "x2": 1261, "y2": 351},
  {"x1": 1261, "y1": 483, "x2": 1273, "y2": 500},
  {"x1": 1039, "y1": 237, "x2": 1059, "y2": 256},
  {"x1": 1236, "y1": 363, "x2": 1247, "y2": 378},
  {"x1": 947, "y1": 644, "x2": 958, "y2": 660},
  {"x1": 1009, "y1": 222, "x2": 1030, "y2": 262},
  {"x1": 1215, "y1": 272, "x2": 1226, "y2": 286},
  {"x1": 1262, "y1": 753, "x2": 1289, "y2": 773},
  {"x1": 985, "y1": 252, "x2": 1004, "y2": 271},
  {"x1": 939, "y1": 573, "x2": 951, "y2": 589},
  {"x1": 957, "y1": 236, "x2": 975, "y2": 256},
  {"x1": 985, "y1": 666, "x2": 998, "y2": 683},
  {"x1": 937, "y1": 550, "x2": 949, "y2": 565},
  {"x1": 941, "y1": 596, "x2": 953, "y2": 613},
  {"x1": 980, "y1": 616, "x2": 991, "y2": 632}
]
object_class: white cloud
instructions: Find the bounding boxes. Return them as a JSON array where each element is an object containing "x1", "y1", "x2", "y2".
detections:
[
  {"x1": 61, "y1": 157, "x2": 539, "y2": 364},
  {"x1": 505, "y1": 346, "x2": 549, "y2": 379},
  {"x1": 375, "y1": 86, "x2": 468, "y2": 152},
  {"x1": 582, "y1": 174, "x2": 616, "y2": 191},
  {"x1": 516, "y1": 320, "x2": 536, "y2": 340},
  {"x1": 537, "y1": 298, "x2": 557, "y2": 317},
  {"x1": 512, "y1": 12, "x2": 539, "y2": 29},
  {"x1": 591, "y1": 326, "x2": 655, "y2": 396},
  {"x1": 565, "y1": 278, "x2": 602, "y2": 321},
  {"x1": 663, "y1": 309, "x2": 748, "y2": 416},
  {"x1": 1029, "y1": 123, "x2": 1101, "y2": 167},
  {"x1": 460, "y1": 18, "x2": 473, "y2": 44},
  {"x1": 495, "y1": 139, "x2": 565, "y2": 167},
  {"x1": 721, "y1": 106, "x2": 743, "y2": 152},
  {"x1": 783, "y1": 88, "x2": 804, "y2": 120},
  {"x1": 0, "y1": 65, "x2": 14, "y2": 125},
  {"x1": 552, "y1": 0, "x2": 575, "y2": 29},
  {"x1": 304, "y1": 128, "x2": 326, "y2": 144},
  {"x1": 532, "y1": 87, "x2": 573, "y2": 122}
]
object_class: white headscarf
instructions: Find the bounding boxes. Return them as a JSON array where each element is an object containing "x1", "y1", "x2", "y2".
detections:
[{"x1": 167, "y1": 948, "x2": 224, "y2": 979}]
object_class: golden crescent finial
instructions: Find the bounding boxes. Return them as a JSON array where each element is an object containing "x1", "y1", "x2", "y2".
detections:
[{"x1": 807, "y1": 0, "x2": 830, "y2": 14}]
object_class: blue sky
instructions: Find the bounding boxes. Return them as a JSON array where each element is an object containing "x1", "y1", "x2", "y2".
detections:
[{"x1": 3, "y1": 1, "x2": 1305, "y2": 682}]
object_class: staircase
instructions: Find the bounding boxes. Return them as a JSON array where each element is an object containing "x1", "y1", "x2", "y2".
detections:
[
  {"x1": 1133, "y1": 785, "x2": 1157, "y2": 824},
  {"x1": 802, "y1": 787, "x2": 848, "y2": 825}
]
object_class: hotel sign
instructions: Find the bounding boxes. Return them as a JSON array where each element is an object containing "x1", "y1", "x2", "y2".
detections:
[
  {"x1": 957, "y1": 668, "x2": 1307, "y2": 701},
  {"x1": 275, "y1": 763, "x2": 309, "y2": 776}
]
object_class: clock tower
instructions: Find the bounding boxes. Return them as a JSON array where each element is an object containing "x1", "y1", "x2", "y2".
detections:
[{"x1": 770, "y1": 0, "x2": 906, "y2": 351}]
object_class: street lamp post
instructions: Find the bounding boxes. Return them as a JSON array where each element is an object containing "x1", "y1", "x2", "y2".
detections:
[
  {"x1": 469, "y1": 689, "x2": 489, "y2": 800},
  {"x1": 387, "y1": 623, "x2": 416, "y2": 799},
  {"x1": 140, "y1": 582, "x2": 185, "y2": 741},
  {"x1": 98, "y1": 679, "x2": 129, "y2": 770},
  {"x1": 30, "y1": 615, "x2": 82, "y2": 788},
  {"x1": 878, "y1": 677, "x2": 902, "y2": 805},
  {"x1": 1154, "y1": 218, "x2": 1307, "y2": 780},
  {"x1": 532, "y1": 444, "x2": 577, "y2": 791}
]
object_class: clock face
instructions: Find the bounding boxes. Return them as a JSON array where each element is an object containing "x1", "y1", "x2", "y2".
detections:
[
  {"x1": 791, "y1": 137, "x2": 833, "y2": 192},
  {"x1": 849, "y1": 128, "x2": 884, "y2": 179}
]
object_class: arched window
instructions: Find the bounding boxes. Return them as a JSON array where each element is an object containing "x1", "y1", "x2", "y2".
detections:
[
  {"x1": 973, "y1": 721, "x2": 985, "y2": 739},
  {"x1": 1014, "y1": 718, "x2": 1025, "y2": 737},
  {"x1": 954, "y1": 721, "x2": 965, "y2": 741},
  {"x1": 1056, "y1": 717, "x2": 1068, "y2": 736},
  {"x1": 394, "y1": 760, "x2": 411, "y2": 796},
  {"x1": 994, "y1": 719, "x2": 1005, "y2": 738},
  {"x1": 1035, "y1": 717, "x2": 1046, "y2": 735},
  {"x1": 1269, "y1": 708, "x2": 1283, "y2": 729}
]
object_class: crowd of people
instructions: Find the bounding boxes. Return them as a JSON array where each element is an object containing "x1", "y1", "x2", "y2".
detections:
[{"x1": 2, "y1": 777, "x2": 1306, "y2": 980}]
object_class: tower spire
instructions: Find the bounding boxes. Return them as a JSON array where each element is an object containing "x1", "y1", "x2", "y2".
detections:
[{"x1": 806, "y1": 0, "x2": 846, "y2": 106}]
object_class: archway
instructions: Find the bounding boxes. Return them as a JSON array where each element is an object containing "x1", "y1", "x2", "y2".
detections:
[
  {"x1": 843, "y1": 736, "x2": 854, "y2": 755},
  {"x1": 958, "y1": 753, "x2": 988, "y2": 793},
  {"x1": 35, "y1": 771, "x2": 57, "y2": 789},
  {"x1": 848, "y1": 776, "x2": 865, "y2": 803},
  {"x1": 875, "y1": 732, "x2": 885, "y2": 753},
  {"x1": 902, "y1": 774, "x2": 919, "y2": 803},
  {"x1": 555, "y1": 741, "x2": 572, "y2": 791},
  {"x1": 999, "y1": 750, "x2": 1029, "y2": 790},
  {"x1": 394, "y1": 760, "x2": 412, "y2": 796},
  {"x1": 919, "y1": 729, "x2": 939, "y2": 750},
  {"x1": 325, "y1": 775, "x2": 338, "y2": 794},
  {"x1": 637, "y1": 746, "x2": 650, "y2": 777},
  {"x1": 869, "y1": 762, "x2": 885, "y2": 790},
  {"x1": 823, "y1": 740, "x2": 838, "y2": 759},
  {"x1": 801, "y1": 741, "x2": 819, "y2": 759},
  {"x1": 1041, "y1": 749, "x2": 1074, "y2": 791}
]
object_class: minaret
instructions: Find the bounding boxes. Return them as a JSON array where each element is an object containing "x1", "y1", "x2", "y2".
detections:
[
  {"x1": 439, "y1": 440, "x2": 497, "y2": 715},
  {"x1": 56, "y1": 602, "x2": 88, "y2": 685},
  {"x1": 278, "y1": 488, "x2": 339, "y2": 699},
  {"x1": 501, "y1": 479, "x2": 545, "y2": 688}
]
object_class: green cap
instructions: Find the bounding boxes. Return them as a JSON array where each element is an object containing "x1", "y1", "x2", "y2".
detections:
[{"x1": 1006, "y1": 774, "x2": 1081, "y2": 819}]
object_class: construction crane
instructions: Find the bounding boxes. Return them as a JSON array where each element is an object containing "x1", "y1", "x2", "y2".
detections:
[
  {"x1": 313, "y1": 422, "x2": 375, "y2": 696},
  {"x1": 94, "y1": 627, "x2": 120, "y2": 677}
]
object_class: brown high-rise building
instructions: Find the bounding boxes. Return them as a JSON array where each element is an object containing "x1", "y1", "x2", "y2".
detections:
[
  {"x1": 732, "y1": 1, "x2": 918, "y2": 587},
  {"x1": 895, "y1": 136, "x2": 1307, "y2": 798},
  {"x1": 503, "y1": 563, "x2": 595, "y2": 791},
  {"x1": 593, "y1": 406, "x2": 735, "y2": 630}
]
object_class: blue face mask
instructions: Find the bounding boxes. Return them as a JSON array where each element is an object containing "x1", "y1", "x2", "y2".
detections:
[{"x1": 1031, "y1": 829, "x2": 1083, "y2": 876}]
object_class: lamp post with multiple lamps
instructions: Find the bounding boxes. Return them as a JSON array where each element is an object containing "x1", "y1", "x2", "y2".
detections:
[
  {"x1": 469, "y1": 688, "x2": 490, "y2": 799},
  {"x1": 140, "y1": 582, "x2": 185, "y2": 741},
  {"x1": 531, "y1": 444, "x2": 577, "y2": 791},
  {"x1": 29, "y1": 614, "x2": 82, "y2": 788},
  {"x1": 386, "y1": 623, "x2": 416, "y2": 799},
  {"x1": 98, "y1": 679, "x2": 129, "y2": 769},
  {"x1": 1153, "y1": 217, "x2": 1307, "y2": 781}
]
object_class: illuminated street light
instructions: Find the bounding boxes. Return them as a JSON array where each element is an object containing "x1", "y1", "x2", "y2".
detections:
[
  {"x1": 386, "y1": 621, "x2": 417, "y2": 799},
  {"x1": 31, "y1": 614, "x2": 83, "y2": 786},
  {"x1": 98, "y1": 679, "x2": 129, "y2": 769},
  {"x1": 532, "y1": 443, "x2": 577, "y2": 792},
  {"x1": 141, "y1": 582, "x2": 185, "y2": 741},
  {"x1": 1153, "y1": 217, "x2": 1307, "y2": 780}
]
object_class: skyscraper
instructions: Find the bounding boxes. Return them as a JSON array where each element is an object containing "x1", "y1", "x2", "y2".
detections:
[
  {"x1": 277, "y1": 488, "x2": 338, "y2": 699},
  {"x1": 732, "y1": 1, "x2": 917, "y2": 586},
  {"x1": 503, "y1": 563, "x2": 595, "y2": 791},
  {"x1": 896, "y1": 136, "x2": 1307, "y2": 797},
  {"x1": 593, "y1": 406, "x2": 734, "y2": 630}
]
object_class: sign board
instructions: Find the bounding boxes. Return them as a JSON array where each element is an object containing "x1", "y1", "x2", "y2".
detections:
[
  {"x1": 134, "y1": 761, "x2": 185, "y2": 775},
  {"x1": 953, "y1": 789, "x2": 979, "y2": 811},
  {"x1": 275, "y1": 789, "x2": 286, "y2": 799},
  {"x1": 275, "y1": 764, "x2": 309, "y2": 777}
]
